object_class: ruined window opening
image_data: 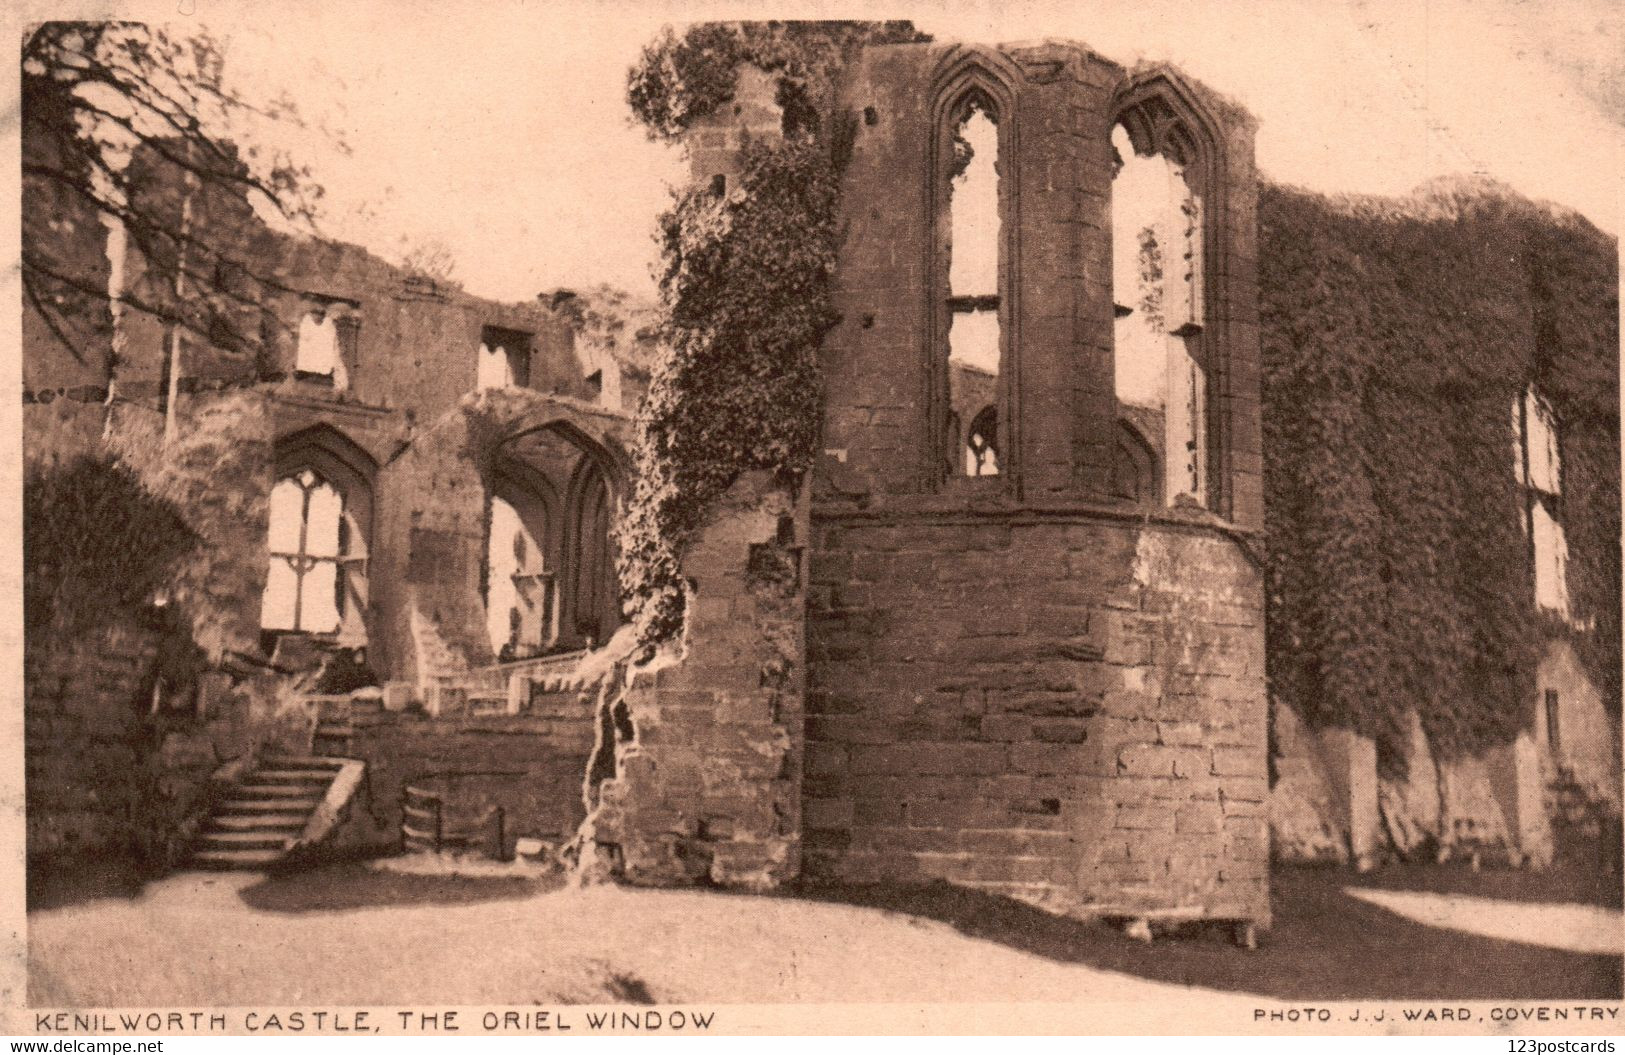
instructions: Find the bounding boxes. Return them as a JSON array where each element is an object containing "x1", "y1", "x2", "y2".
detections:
[
  {"x1": 943, "y1": 96, "x2": 1003, "y2": 479},
  {"x1": 477, "y1": 326, "x2": 533, "y2": 392},
  {"x1": 260, "y1": 467, "x2": 367, "y2": 638},
  {"x1": 485, "y1": 494, "x2": 555, "y2": 661},
  {"x1": 295, "y1": 306, "x2": 352, "y2": 390},
  {"x1": 259, "y1": 428, "x2": 374, "y2": 652},
  {"x1": 1111, "y1": 121, "x2": 1206, "y2": 507},
  {"x1": 1516, "y1": 385, "x2": 1568, "y2": 617}
]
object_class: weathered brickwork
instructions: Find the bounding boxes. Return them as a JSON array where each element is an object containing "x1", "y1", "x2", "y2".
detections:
[
  {"x1": 798, "y1": 39, "x2": 1269, "y2": 923},
  {"x1": 341, "y1": 690, "x2": 597, "y2": 855},
  {"x1": 25, "y1": 625, "x2": 160, "y2": 861},
  {"x1": 575, "y1": 472, "x2": 806, "y2": 890},
  {"x1": 805, "y1": 514, "x2": 1268, "y2": 921},
  {"x1": 23, "y1": 623, "x2": 232, "y2": 869}
]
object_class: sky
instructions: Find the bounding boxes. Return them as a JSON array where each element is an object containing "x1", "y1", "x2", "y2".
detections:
[{"x1": 159, "y1": 0, "x2": 1625, "y2": 304}]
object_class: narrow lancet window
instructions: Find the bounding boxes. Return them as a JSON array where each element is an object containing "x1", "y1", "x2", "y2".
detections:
[
  {"x1": 945, "y1": 98, "x2": 1002, "y2": 477},
  {"x1": 1112, "y1": 122, "x2": 1206, "y2": 506}
]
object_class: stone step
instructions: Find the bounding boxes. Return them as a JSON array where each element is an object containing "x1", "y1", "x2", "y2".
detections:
[
  {"x1": 263, "y1": 755, "x2": 346, "y2": 769},
  {"x1": 218, "y1": 795, "x2": 323, "y2": 813},
  {"x1": 190, "y1": 757, "x2": 363, "y2": 870},
  {"x1": 237, "y1": 782, "x2": 328, "y2": 797},
  {"x1": 208, "y1": 813, "x2": 308, "y2": 831},
  {"x1": 197, "y1": 830, "x2": 291, "y2": 850},
  {"x1": 253, "y1": 769, "x2": 340, "y2": 784},
  {"x1": 192, "y1": 848, "x2": 284, "y2": 869}
]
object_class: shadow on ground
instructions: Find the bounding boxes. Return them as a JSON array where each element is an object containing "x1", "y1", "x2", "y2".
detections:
[
  {"x1": 786, "y1": 863, "x2": 1622, "y2": 1001},
  {"x1": 1340, "y1": 857, "x2": 1622, "y2": 909},
  {"x1": 237, "y1": 860, "x2": 560, "y2": 913},
  {"x1": 26, "y1": 853, "x2": 151, "y2": 913}
]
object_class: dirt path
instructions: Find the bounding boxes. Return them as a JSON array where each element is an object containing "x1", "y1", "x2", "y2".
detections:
[
  {"x1": 28, "y1": 863, "x2": 1622, "y2": 1007},
  {"x1": 29, "y1": 870, "x2": 1241, "y2": 1007}
]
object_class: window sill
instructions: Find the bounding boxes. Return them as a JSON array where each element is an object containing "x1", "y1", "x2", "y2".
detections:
[{"x1": 812, "y1": 488, "x2": 1261, "y2": 550}]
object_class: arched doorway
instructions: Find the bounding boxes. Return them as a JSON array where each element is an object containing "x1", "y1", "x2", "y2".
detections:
[
  {"x1": 487, "y1": 420, "x2": 625, "y2": 654},
  {"x1": 567, "y1": 458, "x2": 618, "y2": 649},
  {"x1": 483, "y1": 461, "x2": 557, "y2": 661}
]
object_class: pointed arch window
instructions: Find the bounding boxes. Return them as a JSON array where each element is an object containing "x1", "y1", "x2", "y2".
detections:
[
  {"x1": 1111, "y1": 113, "x2": 1207, "y2": 508},
  {"x1": 930, "y1": 70, "x2": 1015, "y2": 488},
  {"x1": 568, "y1": 459, "x2": 619, "y2": 648},
  {"x1": 1107, "y1": 69, "x2": 1241, "y2": 517},
  {"x1": 261, "y1": 468, "x2": 367, "y2": 638},
  {"x1": 259, "y1": 429, "x2": 374, "y2": 648}
]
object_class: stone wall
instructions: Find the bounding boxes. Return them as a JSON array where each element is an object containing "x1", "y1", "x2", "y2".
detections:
[
  {"x1": 797, "y1": 39, "x2": 1269, "y2": 924},
  {"x1": 24, "y1": 622, "x2": 224, "y2": 870},
  {"x1": 1537, "y1": 638, "x2": 1621, "y2": 809},
  {"x1": 26, "y1": 624, "x2": 159, "y2": 863},
  {"x1": 576, "y1": 471, "x2": 807, "y2": 890},
  {"x1": 806, "y1": 512, "x2": 1268, "y2": 922},
  {"x1": 341, "y1": 687, "x2": 597, "y2": 854},
  {"x1": 1268, "y1": 690, "x2": 1615, "y2": 869},
  {"x1": 1268, "y1": 702, "x2": 1376, "y2": 864},
  {"x1": 1270, "y1": 632, "x2": 1620, "y2": 869}
]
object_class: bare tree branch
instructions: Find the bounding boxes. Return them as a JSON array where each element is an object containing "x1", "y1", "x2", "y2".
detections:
[{"x1": 23, "y1": 20, "x2": 334, "y2": 387}]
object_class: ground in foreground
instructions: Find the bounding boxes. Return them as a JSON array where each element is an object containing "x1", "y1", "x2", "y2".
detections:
[{"x1": 27, "y1": 860, "x2": 1621, "y2": 1007}]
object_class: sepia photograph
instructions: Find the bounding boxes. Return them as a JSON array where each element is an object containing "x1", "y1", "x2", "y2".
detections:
[{"x1": 6, "y1": 0, "x2": 1622, "y2": 1037}]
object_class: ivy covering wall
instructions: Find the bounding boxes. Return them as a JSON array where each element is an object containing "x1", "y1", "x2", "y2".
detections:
[
  {"x1": 617, "y1": 21, "x2": 928, "y2": 644},
  {"x1": 24, "y1": 453, "x2": 198, "y2": 636},
  {"x1": 1259, "y1": 178, "x2": 1620, "y2": 771}
]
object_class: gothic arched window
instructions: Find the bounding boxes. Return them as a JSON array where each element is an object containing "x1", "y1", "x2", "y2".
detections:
[
  {"x1": 1111, "y1": 117, "x2": 1205, "y2": 507},
  {"x1": 928, "y1": 59, "x2": 1018, "y2": 489},
  {"x1": 1111, "y1": 73, "x2": 1230, "y2": 513},
  {"x1": 965, "y1": 405, "x2": 999, "y2": 477},
  {"x1": 259, "y1": 428, "x2": 373, "y2": 646}
]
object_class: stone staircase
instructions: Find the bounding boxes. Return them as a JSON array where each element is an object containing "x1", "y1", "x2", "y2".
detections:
[
  {"x1": 313, "y1": 691, "x2": 386, "y2": 755},
  {"x1": 191, "y1": 756, "x2": 365, "y2": 869}
]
